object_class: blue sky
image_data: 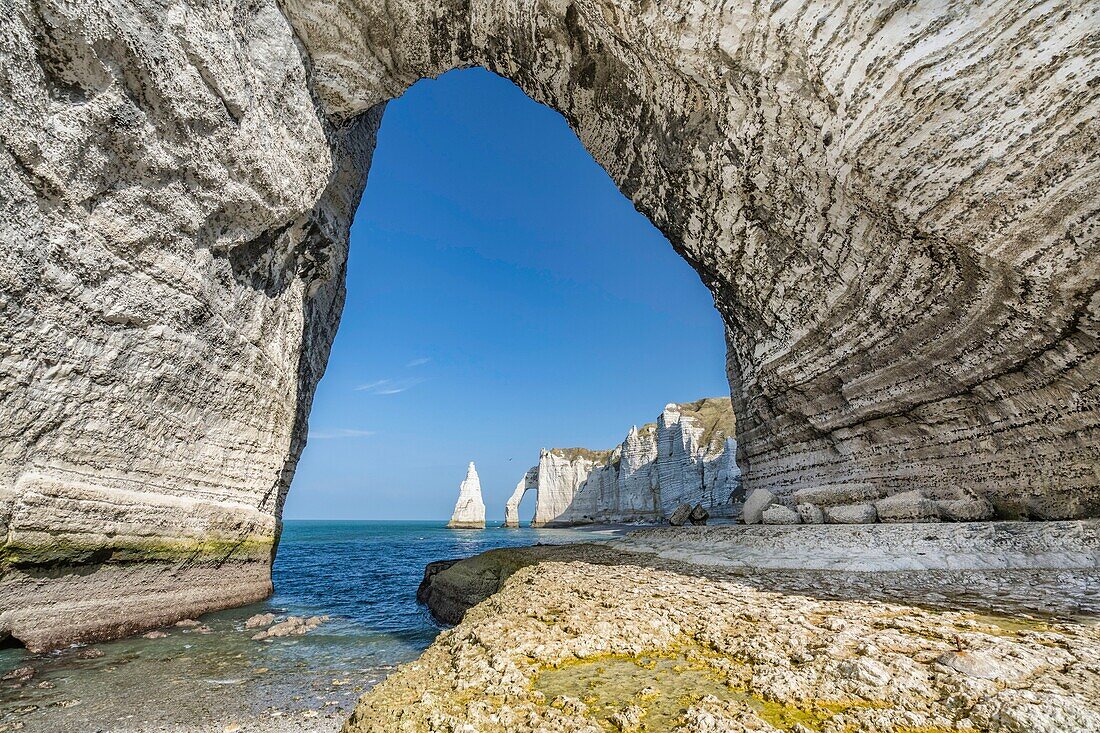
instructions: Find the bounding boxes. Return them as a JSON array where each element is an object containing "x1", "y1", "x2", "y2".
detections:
[{"x1": 283, "y1": 69, "x2": 729, "y2": 521}]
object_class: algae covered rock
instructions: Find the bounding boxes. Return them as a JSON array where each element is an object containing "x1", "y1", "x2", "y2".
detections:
[
  {"x1": 415, "y1": 547, "x2": 545, "y2": 625},
  {"x1": 345, "y1": 542, "x2": 1100, "y2": 732}
]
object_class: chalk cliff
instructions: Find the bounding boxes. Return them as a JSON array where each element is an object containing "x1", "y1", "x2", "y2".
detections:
[
  {"x1": 507, "y1": 399, "x2": 741, "y2": 527},
  {"x1": 1, "y1": 0, "x2": 1097, "y2": 649},
  {"x1": 447, "y1": 463, "x2": 486, "y2": 529}
]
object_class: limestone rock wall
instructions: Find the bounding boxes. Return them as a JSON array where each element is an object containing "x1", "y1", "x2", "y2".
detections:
[
  {"x1": 514, "y1": 399, "x2": 741, "y2": 526},
  {"x1": 0, "y1": 0, "x2": 380, "y2": 649},
  {"x1": 1, "y1": 0, "x2": 1097, "y2": 648}
]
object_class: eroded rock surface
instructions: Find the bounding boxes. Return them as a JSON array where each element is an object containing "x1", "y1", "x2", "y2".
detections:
[
  {"x1": 350, "y1": 548, "x2": 1100, "y2": 732},
  {"x1": 2, "y1": 0, "x2": 1098, "y2": 647}
]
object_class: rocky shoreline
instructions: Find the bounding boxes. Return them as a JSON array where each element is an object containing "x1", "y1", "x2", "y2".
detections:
[{"x1": 351, "y1": 526, "x2": 1100, "y2": 732}]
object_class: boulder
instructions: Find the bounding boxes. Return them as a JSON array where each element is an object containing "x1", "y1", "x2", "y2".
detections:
[
  {"x1": 824, "y1": 504, "x2": 878, "y2": 524},
  {"x1": 791, "y1": 483, "x2": 887, "y2": 507},
  {"x1": 668, "y1": 503, "x2": 693, "y2": 526},
  {"x1": 797, "y1": 503, "x2": 825, "y2": 524},
  {"x1": 762, "y1": 505, "x2": 801, "y2": 525},
  {"x1": 416, "y1": 547, "x2": 544, "y2": 625},
  {"x1": 741, "y1": 489, "x2": 776, "y2": 524},
  {"x1": 875, "y1": 490, "x2": 940, "y2": 523},
  {"x1": 936, "y1": 493, "x2": 995, "y2": 522},
  {"x1": 688, "y1": 503, "x2": 709, "y2": 526}
]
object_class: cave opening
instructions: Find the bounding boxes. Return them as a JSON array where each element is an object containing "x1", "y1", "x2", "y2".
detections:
[
  {"x1": 0, "y1": 635, "x2": 25, "y2": 651},
  {"x1": 282, "y1": 67, "x2": 733, "y2": 525}
]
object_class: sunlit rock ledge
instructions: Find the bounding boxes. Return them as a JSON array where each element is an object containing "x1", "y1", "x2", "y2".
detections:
[{"x1": 350, "y1": 535, "x2": 1100, "y2": 732}]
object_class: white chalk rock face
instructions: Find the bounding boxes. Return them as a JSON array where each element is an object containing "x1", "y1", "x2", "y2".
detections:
[
  {"x1": 447, "y1": 463, "x2": 486, "y2": 529},
  {"x1": 2, "y1": 0, "x2": 1097, "y2": 649},
  {"x1": 512, "y1": 399, "x2": 741, "y2": 527}
]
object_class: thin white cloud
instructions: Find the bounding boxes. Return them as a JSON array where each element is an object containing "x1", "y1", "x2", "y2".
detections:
[
  {"x1": 406, "y1": 357, "x2": 431, "y2": 367},
  {"x1": 354, "y1": 377, "x2": 427, "y2": 395},
  {"x1": 309, "y1": 428, "x2": 376, "y2": 440},
  {"x1": 353, "y1": 379, "x2": 391, "y2": 392}
]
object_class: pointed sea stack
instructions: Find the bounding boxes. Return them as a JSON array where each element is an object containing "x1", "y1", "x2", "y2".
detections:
[{"x1": 447, "y1": 462, "x2": 486, "y2": 529}]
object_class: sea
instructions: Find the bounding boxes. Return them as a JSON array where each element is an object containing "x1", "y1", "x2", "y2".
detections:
[{"x1": 0, "y1": 520, "x2": 612, "y2": 733}]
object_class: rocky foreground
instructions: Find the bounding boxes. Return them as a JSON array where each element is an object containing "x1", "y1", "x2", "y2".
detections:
[{"x1": 347, "y1": 540, "x2": 1100, "y2": 733}]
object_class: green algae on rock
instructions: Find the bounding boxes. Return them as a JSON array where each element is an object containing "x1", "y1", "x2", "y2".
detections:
[
  {"x1": 532, "y1": 641, "x2": 882, "y2": 732},
  {"x1": 533, "y1": 643, "x2": 738, "y2": 731}
]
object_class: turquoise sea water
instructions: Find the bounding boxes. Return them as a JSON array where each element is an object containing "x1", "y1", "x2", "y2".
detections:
[{"x1": 0, "y1": 520, "x2": 608, "y2": 732}]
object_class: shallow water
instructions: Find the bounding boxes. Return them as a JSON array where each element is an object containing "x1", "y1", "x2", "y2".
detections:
[{"x1": 0, "y1": 520, "x2": 609, "y2": 732}]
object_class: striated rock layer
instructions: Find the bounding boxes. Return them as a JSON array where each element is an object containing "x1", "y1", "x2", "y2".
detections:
[
  {"x1": 446, "y1": 462, "x2": 486, "y2": 529},
  {"x1": 506, "y1": 398, "x2": 741, "y2": 527},
  {"x1": 1, "y1": 0, "x2": 1098, "y2": 647}
]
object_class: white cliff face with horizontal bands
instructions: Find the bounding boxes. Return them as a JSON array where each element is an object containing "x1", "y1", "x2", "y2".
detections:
[
  {"x1": 1, "y1": 0, "x2": 1097, "y2": 649},
  {"x1": 512, "y1": 399, "x2": 741, "y2": 527},
  {"x1": 447, "y1": 463, "x2": 486, "y2": 529}
]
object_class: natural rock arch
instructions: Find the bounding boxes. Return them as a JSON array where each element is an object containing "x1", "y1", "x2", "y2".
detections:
[
  {"x1": 0, "y1": 0, "x2": 1097, "y2": 649},
  {"x1": 504, "y1": 467, "x2": 539, "y2": 528}
]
